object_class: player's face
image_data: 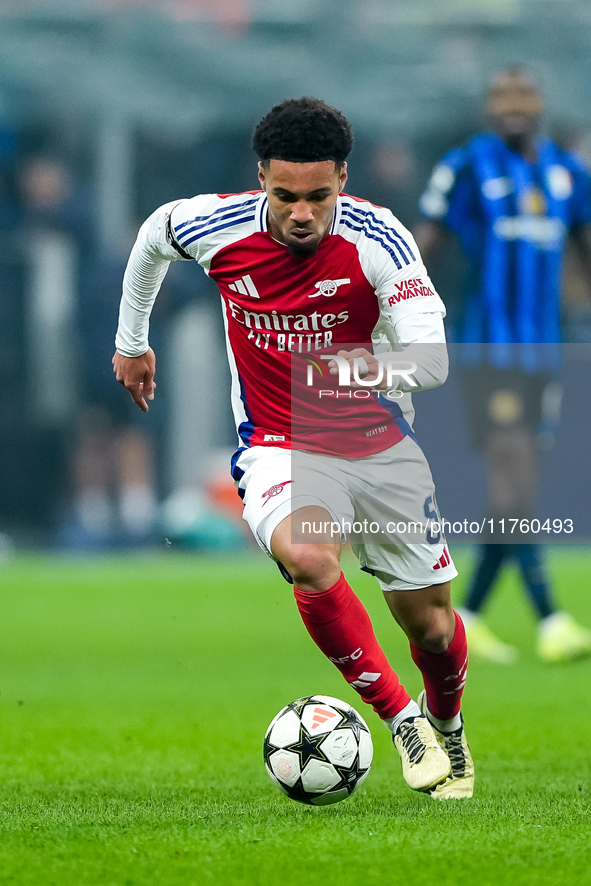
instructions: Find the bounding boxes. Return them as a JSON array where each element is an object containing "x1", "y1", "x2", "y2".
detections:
[
  {"x1": 487, "y1": 72, "x2": 543, "y2": 141},
  {"x1": 258, "y1": 159, "x2": 347, "y2": 259}
]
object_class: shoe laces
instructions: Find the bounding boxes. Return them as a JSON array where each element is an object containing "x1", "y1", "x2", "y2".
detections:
[
  {"x1": 397, "y1": 717, "x2": 431, "y2": 764},
  {"x1": 441, "y1": 730, "x2": 466, "y2": 777}
]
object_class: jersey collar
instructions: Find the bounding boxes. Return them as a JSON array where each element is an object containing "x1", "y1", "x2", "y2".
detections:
[
  {"x1": 330, "y1": 195, "x2": 343, "y2": 234},
  {"x1": 256, "y1": 192, "x2": 268, "y2": 232}
]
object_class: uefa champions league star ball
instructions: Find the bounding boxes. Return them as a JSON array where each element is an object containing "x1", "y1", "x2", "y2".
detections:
[{"x1": 263, "y1": 695, "x2": 373, "y2": 806}]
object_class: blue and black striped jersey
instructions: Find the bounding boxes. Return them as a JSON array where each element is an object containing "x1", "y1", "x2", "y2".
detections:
[{"x1": 420, "y1": 132, "x2": 591, "y2": 371}]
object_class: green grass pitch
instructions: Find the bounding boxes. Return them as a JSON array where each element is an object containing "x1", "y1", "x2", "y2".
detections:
[{"x1": 0, "y1": 547, "x2": 590, "y2": 885}]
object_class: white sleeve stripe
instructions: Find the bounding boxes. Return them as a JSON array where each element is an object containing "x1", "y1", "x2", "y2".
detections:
[
  {"x1": 340, "y1": 204, "x2": 416, "y2": 262},
  {"x1": 174, "y1": 194, "x2": 259, "y2": 233},
  {"x1": 341, "y1": 217, "x2": 406, "y2": 269},
  {"x1": 177, "y1": 203, "x2": 258, "y2": 245},
  {"x1": 179, "y1": 211, "x2": 257, "y2": 249},
  {"x1": 341, "y1": 200, "x2": 416, "y2": 254}
]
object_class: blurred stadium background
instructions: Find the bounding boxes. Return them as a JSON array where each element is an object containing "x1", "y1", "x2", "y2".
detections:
[{"x1": 1, "y1": 0, "x2": 591, "y2": 548}]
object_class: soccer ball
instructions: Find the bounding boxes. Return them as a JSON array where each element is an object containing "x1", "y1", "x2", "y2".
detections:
[{"x1": 263, "y1": 695, "x2": 373, "y2": 806}]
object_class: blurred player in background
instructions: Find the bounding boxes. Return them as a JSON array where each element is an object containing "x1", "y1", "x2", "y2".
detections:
[
  {"x1": 416, "y1": 67, "x2": 591, "y2": 663},
  {"x1": 112, "y1": 98, "x2": 474, "y2": 799}
]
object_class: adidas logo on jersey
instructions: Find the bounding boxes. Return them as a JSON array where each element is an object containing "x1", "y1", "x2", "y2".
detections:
[{"x1": 229, "y1": 274, "x2": 260, "y2": 298}]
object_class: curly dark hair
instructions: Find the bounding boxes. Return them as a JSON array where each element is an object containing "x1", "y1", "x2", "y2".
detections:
[{"x1": 252, "y1": 97, "x2": 353, "y2": 165}]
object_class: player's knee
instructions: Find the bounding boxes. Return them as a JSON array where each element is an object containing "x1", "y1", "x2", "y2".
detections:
[
  {"x1": 406, "y1": 609, "x2": 455, "y2": 653},
  {"x1": 279, "y1": 545, "x2": 340, "y2": 591}
]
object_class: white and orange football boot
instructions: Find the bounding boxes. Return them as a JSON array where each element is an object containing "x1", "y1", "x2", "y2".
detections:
[{"x1": 418, "y1": 690, "x2": 474, "y2": 800}]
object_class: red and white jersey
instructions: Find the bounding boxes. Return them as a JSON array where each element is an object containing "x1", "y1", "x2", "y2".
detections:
[{"x1": 116, "y1": 190, "x2": 447, "y2": 458}]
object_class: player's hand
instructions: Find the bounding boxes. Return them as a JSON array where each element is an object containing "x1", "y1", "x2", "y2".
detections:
[
  {"x1": 112, "y1": 348, "x2": 156, "y2": 412},
  {"x1": 327, "y1": 348, "x2": 385, "y2": 388}
]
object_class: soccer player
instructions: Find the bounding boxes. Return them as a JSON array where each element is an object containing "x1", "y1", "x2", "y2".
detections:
[
  {"x1": 113, "y1": 98, "x2": 473, "y2": 799},
  {"x1": 416, "y1": 67, "x2": 591, "y2": 663}
]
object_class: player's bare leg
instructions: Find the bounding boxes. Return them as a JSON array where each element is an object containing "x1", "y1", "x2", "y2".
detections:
[
  {"x1": 383, "y1": 582, "x2": 456, "y2": 653},
  {"x1": 384, "y1": 583, "x2": 474, "y2": 799},
  {"x1": 271, "y1": 509, "x2": 451, "y2": 792},
  {"x1": 271, "y1": 506, "x2": 342, "y2": 592}
]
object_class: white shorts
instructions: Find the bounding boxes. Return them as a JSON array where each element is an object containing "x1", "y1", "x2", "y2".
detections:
[{"x1": 234, "y1": 437, "x2": 457, "y2": 591}]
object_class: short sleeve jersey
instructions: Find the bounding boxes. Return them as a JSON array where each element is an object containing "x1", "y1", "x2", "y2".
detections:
[
  {"x1": 159, "y1": 190, "x2": 445, "y2": 458},
  {"x1": 419, "y1": 132, "x2": 591, "y2": 371}
]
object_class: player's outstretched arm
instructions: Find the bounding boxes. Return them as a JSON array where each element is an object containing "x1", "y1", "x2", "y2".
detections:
[
  {"x1": 114, "y1": 200, "x2": 194, "y2": 411},
  {"x1": 112, "y1": 347, "x2": 156, "y2": 413}
]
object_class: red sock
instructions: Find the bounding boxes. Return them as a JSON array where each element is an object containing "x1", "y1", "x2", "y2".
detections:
[
  {"x1": 294, "y1": 572, "x2": 411, "y2": 720},
  {"x1": 410, "y1": 611, "x2": 468, "y2": 721}
]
